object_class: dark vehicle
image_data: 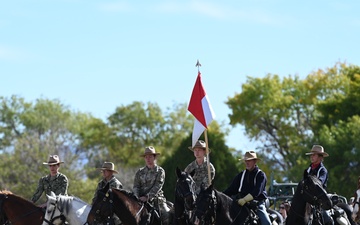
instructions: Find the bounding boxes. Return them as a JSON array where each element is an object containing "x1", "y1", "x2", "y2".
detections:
[{"x1": 267, "y1": 180, "x2": 298, "y2": 210}]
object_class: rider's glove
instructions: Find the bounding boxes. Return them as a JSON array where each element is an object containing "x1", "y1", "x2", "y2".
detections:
[{"x1": 237, "y1": 194, "x2": 253, "y2": 206}]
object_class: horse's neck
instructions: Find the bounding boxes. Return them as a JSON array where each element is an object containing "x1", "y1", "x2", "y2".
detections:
[
  {"x1": 4, "y1": 195, "x2": 42, "y2": 224},
  {"x1": 213, "y1": 190, "x2": 234, "y2": 225},
  {"x1": 113, "y1": 190, "x2": 144, "y2": 223},
  {"x1": 286, "y1": 188, "x2": 308, "y2": 225},
  {"x1": 61, "y1": 197, "x2": 90, "y2": 225}
]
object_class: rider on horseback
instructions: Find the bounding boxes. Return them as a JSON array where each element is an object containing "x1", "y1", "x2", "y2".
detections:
[
  {"x1": 31, "y1": 155, "x2": 68, "y2": 205},
  {"x1": 133, "y1": 146, "x2": 172, "y2": 225},
  {"x1": 185, "y1": 140, "x2": 215, "y2": 195},
  {"x1": 92, "y1": 162, "x2": 123, "y2": 225},
  {"x1": 305, "y1": 145, "x2": 334, "y2": 225},
  {"x1": 223, "y1": 151, "x2": 272, "y2": 225}
]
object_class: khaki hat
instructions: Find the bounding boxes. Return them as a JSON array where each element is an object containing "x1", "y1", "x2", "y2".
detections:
[
  {"x1": 239, "y1": 151, "x2": 260, "y2": 161},
  {"x1": 43, "y1": 155, "x2": 64, "y2": 165},
  {"x1": 98, "y1": 162, "x2": 118, "y2": 174},
  {"x1": 305, "y1": 145, "x2": 329, "y2": 157},
  {"x1": 188, "y1": 140, "x2": 211, "y2": 153},
  {"x1": 140, "y1": 146, "x2": 160, "y2": 157}
]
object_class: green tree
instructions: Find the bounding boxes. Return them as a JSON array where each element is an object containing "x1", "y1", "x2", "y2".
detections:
[
  {"x1": 226, "y1": 62, "x2": 360, "y2": 198},
  {"x1": 0, "y1": 96, "x2": 98, "y2": 202}
]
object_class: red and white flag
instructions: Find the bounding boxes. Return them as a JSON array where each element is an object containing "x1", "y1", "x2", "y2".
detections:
[{"x1": 188, "y1": 71, "x2": 215, "y2": 147}]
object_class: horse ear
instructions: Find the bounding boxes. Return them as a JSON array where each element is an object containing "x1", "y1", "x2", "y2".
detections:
[
  {"x1": 50, "y1": 191, "x2": 56, "y2": 197},
  {"x1": 176, "y1": 167, "x2": 182, "y2": 178}
]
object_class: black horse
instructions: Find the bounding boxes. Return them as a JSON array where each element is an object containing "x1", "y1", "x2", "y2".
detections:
[
  {"x1": 174, "y1": 167, "x2": 196, "y2": 225},
  {"x1": 285, "y1": 171, "x2": 333, "y2": 225},
  {"x1": 192, "y1": 184, "x2": 260, "y2": 225}
]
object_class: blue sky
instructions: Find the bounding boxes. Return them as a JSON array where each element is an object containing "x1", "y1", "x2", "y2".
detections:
[{"x1": 1, "y1": 1, "x2": 360, "y2": 151}]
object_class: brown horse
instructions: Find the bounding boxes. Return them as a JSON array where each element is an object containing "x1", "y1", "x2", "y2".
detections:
[
  {"x1": 87, "y1": 183, "x2": 173, "y2": 225},
  {"x1": 0, "y1": 190, "x2": 44, "y2": 225}
]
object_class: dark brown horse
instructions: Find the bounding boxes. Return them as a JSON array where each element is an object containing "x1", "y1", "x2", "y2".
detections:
[
  {"x1": 0, "y1": 190, "x2": 44, "y2": 225},
  {"x1": 174, "y1": 167, "x2": 196, "y2": 225},
  {"x1": 285, "y1": 172, "x2": 333, "y2": 225},
  {"x1": 87, "y1": 183, "x2": 174, "y2": 225}
]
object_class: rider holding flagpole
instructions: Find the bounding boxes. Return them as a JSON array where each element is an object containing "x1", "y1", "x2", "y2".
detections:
[{"x1": 185, "y1": 139, "x2": 215, "y2": 194}]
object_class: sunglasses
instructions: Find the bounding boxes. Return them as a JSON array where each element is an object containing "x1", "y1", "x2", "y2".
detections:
[{"x1": 279, "y1": 206, "x2": 285, "y2": 209}]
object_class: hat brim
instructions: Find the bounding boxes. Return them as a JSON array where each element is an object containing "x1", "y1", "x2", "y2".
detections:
[
  {"x1": 188, "y1": 146, "x2": 211, "y2": 153},
  {"x1": 238, "y1": 158, "x2": 260, "y2": 161},
  {"x1": 140, "y1": 153, "x2": 161, "y2": 157},
  {"x1": 98, "y1": 168, "x2": 119, "y2": 174},
  {"x1": 305, "y1": 152, "x2": 329, "y2": 157},
  {"x1": 43, "y1": 162, "x2": 64, "y2": 165}
]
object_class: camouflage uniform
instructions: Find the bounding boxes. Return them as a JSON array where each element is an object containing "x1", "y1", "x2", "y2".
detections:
[
  {"x1": 92, "y1": 175, "x2": 123, "y2": 204},
  {"x1": 133, "y1": 165, "x2": 171, "y2": 224},
  {"x1": 31, "y1": 172, "x2": 68, "y2": 203},
  {"x1": 92, "y1": 175, "x2": 123, "y2": 225},
  {"x1": 185, "y1": 157, "x2": 215, "y2": 194}
]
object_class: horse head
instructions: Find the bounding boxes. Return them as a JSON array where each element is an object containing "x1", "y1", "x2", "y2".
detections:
[
  {"x1": 87, "y1": 183, "x2": 114, "y2": 225},
  {"x1": 301, "y1": 171, "x2": 332, "y2": 210},
  {"x1": 192, "y1": 184, "x2": 217, "y2": 225},
  {"x1": 42, "y1": 192, "x2": 66, "y2": 225},
  {"x1": 175, "y1": 167, "x2": 196, "y2": 210}
]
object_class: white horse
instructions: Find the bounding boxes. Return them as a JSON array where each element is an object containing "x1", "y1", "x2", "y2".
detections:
[{"x1": 42, "y1": 192, "x2": 91, "y2": 225}]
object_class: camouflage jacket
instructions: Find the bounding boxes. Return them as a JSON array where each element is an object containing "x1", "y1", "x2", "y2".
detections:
[
  {"x1": 185, "y1": 158, "x2": 215, "y2": 194},
  {"x1": 92, "y1": 175, "x2": 123, "y2": 205},
  {"x1": 133, "y1": 165, "x2": 166, "y2": 203},
  {"x1": 31, "y1": 172, "x2": 68, "y2": 203}
]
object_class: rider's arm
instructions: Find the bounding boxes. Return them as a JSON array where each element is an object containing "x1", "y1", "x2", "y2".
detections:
[{"x1": 31, "y1": 177, "x2": 45, "y2": 203}]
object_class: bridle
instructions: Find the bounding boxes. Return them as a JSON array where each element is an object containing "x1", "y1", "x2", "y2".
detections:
[
  {"x1": 175, "y1": 177, "x2": 196, "y2": 203},
  {"x1": 42, "y1": 196, "x2": 66, "y2": 225},
  {"x1": 175, "y1": 176, "x2": 196, "y2": 222},
  {"x1": 300, "y1": 177, "x2": 327, "y2": 206},
  {"x1": 0, "y1": 194, "x2": 44, "y2": 225}
]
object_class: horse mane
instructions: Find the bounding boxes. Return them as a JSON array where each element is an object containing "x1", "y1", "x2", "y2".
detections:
[
  {"x1": 0, "y1": 190, "x2": 13, "y2": 195},
  {"x1": 112, "y1": 188, "x2": 139, "y2": 201}
]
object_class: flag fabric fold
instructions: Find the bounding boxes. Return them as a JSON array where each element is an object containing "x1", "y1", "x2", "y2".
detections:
[{"x1": 188, "y1": 71, "x2": 215, "y2": 147}]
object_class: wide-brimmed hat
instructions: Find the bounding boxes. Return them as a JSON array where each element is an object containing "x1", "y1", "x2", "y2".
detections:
[
  {"x1": 140, "y1": 146, "x2": 161, "y2": 157},
  {"x1": 239, "y1": 151, "x2": 260, "y2": 161},
  {"x1": 188, "y1": 140, "x2": 211, "y2": 153},
  {"x1": 43, "y1": 155, "x2": 64, "y2": 165},
  {"x1": 305, "y1": 145, "x2": 329, "y2": 157},
  {"x1": 97, "y1": 162, "x2": 118, "y2": 174}
]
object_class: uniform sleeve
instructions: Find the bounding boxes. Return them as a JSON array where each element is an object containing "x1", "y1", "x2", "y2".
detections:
[
  {"x1": 318, "y1": 167, "x2": 328, "y2": 188},
  {"x1": 133, "y1": 169, "x2": 141, "y2": 197},
  {"x1": 184, "y1": 162, "x2": 194, "y2": 174},
  {"x1": 223, "y1": 173, "x2": 241, "y2": 197},
  {"x1": 31, "y1": 177, "x2": 45, "y2": 203},
  {"x1": 148, "y1": 168, "x2": 165, "y2": 201},
  {"x1": 250, "y1": 171, "x2": 267, "y2": 198}
]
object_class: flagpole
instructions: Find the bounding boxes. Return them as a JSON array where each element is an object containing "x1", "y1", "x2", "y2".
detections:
[
  {"x1": 204, "y1": 129, "x2": 212, "y2": 187},
  {"x1": 196, "y1": 59, "x2": 212, "y2": 187}
]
